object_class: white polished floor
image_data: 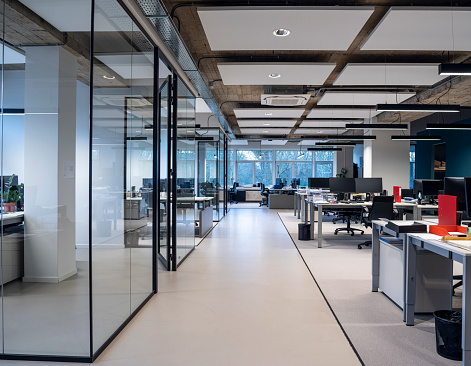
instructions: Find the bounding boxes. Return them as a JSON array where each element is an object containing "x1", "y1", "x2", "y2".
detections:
[{"x1": 1, "y1": 208, "x2": 360, "y2": 366}]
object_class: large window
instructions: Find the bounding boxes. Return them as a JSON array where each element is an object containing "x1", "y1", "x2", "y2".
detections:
[
  {"x1": 315, "y1": 151, "x2": 334, "y2": 178},
  {"x1": 231, "y1": 149, "x2": 335, "y2": 186}
]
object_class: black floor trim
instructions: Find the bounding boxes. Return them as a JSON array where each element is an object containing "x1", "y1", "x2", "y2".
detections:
[{"x1": 277, "y1": 212, "x2": 366, "y2": 366}]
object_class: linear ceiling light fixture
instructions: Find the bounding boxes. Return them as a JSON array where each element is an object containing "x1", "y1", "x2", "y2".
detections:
[
  {"x1": 438, "y1": 63, "x2": 471, "y2": 76},
  {"x1": 273, "y1": 28, "x2": 290, "y2": 37},
  {"x1": 426, "y1": 123, "x2": 471, "y2": 130},
  {"x1": 325, "y1": 135, "x2": 376, "y2": 140},
  {"x1": 316, "y1": 142, "x2": 358, "y2": 146},
  {"x1": 376, "y1": 104, "x2": 460, "y2": 113},
  {"x1": 390, "y1": 135, "x2": 442, "y2": 141},
  {"x1": 346, "y1": 123, "x2": 408, "y2": 130},
  {"x1": 307, "y1": 147, "x2": 342, "y2": 151}
]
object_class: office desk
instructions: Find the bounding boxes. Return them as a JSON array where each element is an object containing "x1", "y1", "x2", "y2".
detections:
[
  {"x1": 405, "y1": 233, "x2": 471, "y2": 366},
  {"x1": 268, "y1": 193, "x2": 294, "y2": 209}
]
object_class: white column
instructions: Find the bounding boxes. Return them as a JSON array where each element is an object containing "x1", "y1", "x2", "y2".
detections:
[
  {"x1": 23, "y1": 46, "x2": 77, "y2": 283},
  {"x1": 363, "y1": 119, "x2": 410, "y2": 195}
]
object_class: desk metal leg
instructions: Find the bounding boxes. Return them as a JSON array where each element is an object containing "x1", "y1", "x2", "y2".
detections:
[
  {"x1": 303, "y1": 200, "x2": 308, "y2": 224},
  {"x1": 372, "y1": 224, "x2": 380, "y2": 292},
  {"x1": 412, "y1": 206, "x2": 421, "y2": 220},
  {"x1": 310, "y1": 203, "x2": 315, "y2": 240},
  {"x1": 318, "y1": 206, "x2": 323, "y2": 248},
  {"x1": 405, "y1": 238, "x2": 417, "y2": 326},
  {"x1": 294, "y1": 195, "x2": 297, "y2": 216},
  {"x1": 297, "y1": 196, "x2": 301, "y2": 219},
  {"x1": 462, "y1": 257, "x2": 471, "y2": 366}
]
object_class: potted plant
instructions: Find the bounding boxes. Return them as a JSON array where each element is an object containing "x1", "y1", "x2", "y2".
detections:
[
  {"x1": 336, "y1": 168, "x2": 347, "y2": 178},
  {"x1": 3, "y1": 175, "x2": 23, "y2": 213}
]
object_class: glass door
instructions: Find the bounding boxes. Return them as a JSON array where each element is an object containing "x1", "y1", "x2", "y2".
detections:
[{"x1": 158, "y1": 77, "x2": 171, "y2": 269}]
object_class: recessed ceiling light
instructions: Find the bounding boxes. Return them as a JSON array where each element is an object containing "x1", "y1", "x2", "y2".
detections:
[
  {"x1": 273, "y1": 28, "x2": 290, "y2": 37},
  {"x1": 135, "y1": 130, "x2": 141, "y2": 133},
  {"x1": 263, "y1": 123, "x2": 270, "y2": 126},
  {"x1": 103, "y1": 75, "x2": 115, "y2": 80},
  {"x1": 268, "y1": 73, "x2": 281, "y2": 79},
  {"x1": 318, "y1": 130, "x2": 323, "y2": 133},
  {"x1": 263, "y1": 130, "x2": 269, "y2": 133},
  {"x1": 264, "y1": 112, "x2": 272, "y2": 116}
]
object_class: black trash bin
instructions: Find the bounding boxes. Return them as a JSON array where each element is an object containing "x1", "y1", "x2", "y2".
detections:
[
  {"x1": 298, "y1": 223, "x2": 311, "y2": 241},
  {"x1": 434, "y1": 310, "x2": 462, "y2": 361}
]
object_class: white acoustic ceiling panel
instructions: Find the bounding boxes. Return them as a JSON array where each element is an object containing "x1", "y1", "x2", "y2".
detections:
[
  {"x1": 237, "y1": 120, "x2": 297, "y2": 128},
  {"x1": 334, "y1": 64, "x2": 447, "y2": 86},
  {"x1": 362, "y1": 7, "x2": 471, "y2": 51},
  {"x1": 318, "y1": 91, "x2": 416, "y2": 105},
  {"x1": 261, "y1": 140, "x2": 288, "y2": 145},
  {"x1": 307, "y1": 108, "x2": 379, "y2": 119},
  {"x1": 19, "y1": 0, "x2": 120, "y2": 32},
  {"x1": 218, "y1": 63, "x2": 336, "y2": 85},
  {"x1": 296, "y1": 128, "x2": 347, "y2": 135},
  {"x1": 300, "y1": 120, "x2": 356, "y2": 128},
  {"x1": 239, "y1": 128, "x2": 292, "y2": 135},
  {"x1": 198, "y1": 6, "x2": 374, "y2": 51},
  {"x1": 228, "y1": 140, "x2": 248, "y2": 145},
  {"x1": 234, "y1": 109, "x2": 305, "y2": 118}
]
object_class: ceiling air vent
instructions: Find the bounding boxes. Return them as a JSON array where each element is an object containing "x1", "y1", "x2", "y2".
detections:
[{"x1": 261, "y1": 94, "x2": 310, "y2": 106}]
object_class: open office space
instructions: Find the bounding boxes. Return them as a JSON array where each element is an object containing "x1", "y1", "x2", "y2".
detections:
[{"x1": 1, "y1": 1, "x2": 471, "y2": 365}]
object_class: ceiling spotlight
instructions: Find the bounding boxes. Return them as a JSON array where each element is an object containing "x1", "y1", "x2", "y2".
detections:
[
  {"x1": 103, "y1": 75, "x2": 115, "y2": 80},
  {"x1": 273, "y1": 28, "x2": 290, "y2": 37},
  {"x1": 264, "y1": 112, "x2": 273, "y2": 116},
  {"x1": 269, "y1": 73, "x2": 281, "y2": 79}
]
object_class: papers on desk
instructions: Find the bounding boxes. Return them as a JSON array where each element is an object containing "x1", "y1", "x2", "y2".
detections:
[
  {"x1": 443, "y1": 240, "x2": 471, "y2": 251},
  {"x1": 410, "y1": 233, "x2": 441, "y2": 240}
]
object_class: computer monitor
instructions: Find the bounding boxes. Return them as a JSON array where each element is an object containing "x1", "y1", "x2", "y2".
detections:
[
  {"x1": 413, "y1": 179, "x2": 443, "y2": 196},
  {"x1": 444, "y1": 177, "x2": 466, "y2": 211},
  {"x1": 422, "y1": 180, "x2": 444, "y2": 197},
  {"x1": 355, "y1": 178, "x2": 383, "y2": 194},
  {"x1": 464, "y1": 178, "x2": 471, "y2": 218},
  {"x1": 402, "y1": 189, "x2": 414, "y2": 198},
  {"x1": 275, "y1": 178, "x2": 283, "y2": 187},
  {"x1": 308, "y1": 178, "x2": 329, "y2": 189},
  {"x1": 328, "y1": 178, "x2": 356, "y2": 193}
]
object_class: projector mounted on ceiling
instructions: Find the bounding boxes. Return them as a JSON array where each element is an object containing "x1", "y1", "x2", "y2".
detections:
[{"x1": 261, "y1": 94, "x2": 310, "y2": 106}]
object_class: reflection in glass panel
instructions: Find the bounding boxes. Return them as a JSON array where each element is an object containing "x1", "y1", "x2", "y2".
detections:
[
  {"x1": 175, "y1": 80, "x2": 195, "y2": 266},
  {"x1": 92, "y1": 0, "x2": 154, "y2": 352},
  {"x1": 1, "y1": 0, "x2": 90, "y2": 357}
]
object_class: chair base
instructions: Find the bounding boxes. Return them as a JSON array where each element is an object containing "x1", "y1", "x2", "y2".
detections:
[
  {"x1": 358, "y1": 240, "x2": 371, "y2": 249},
  {"x1": 334, "y1": 227, "x2": 364, "y2": 236}
]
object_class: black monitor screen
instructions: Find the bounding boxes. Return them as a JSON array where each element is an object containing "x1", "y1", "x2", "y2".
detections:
[
  {"x1": 355, "y1": 178, "x2": 383, "y2": 194},
  {"x1": 422, "y1": 180, "x2": 444, "y2": 196},
  {"x1": 444, "y1": 177, "x2": 466, "y2": 211},
  {"x1": 465, "y1": 178, "x2": 471, "y2": 217},
  {"x1": 308, "y1": 178, "x2": 329, "y2": 189},
  {"x1": 329, "y1": 178, "x2": 356, "y2": 193},
  {"x1": 413, "y1": 179, "x2": 423, "y2": 195},
  {"x1": 402, "y1": 189, "x2": 414, "y2": 198}
]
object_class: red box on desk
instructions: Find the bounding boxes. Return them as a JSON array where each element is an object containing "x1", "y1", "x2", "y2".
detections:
[
  {"x1": 429, "y1": 225, "x2": 467, "y2": 236},
  {"x1": 438, "y1": 194, "x2": 457, "y2": 225}
]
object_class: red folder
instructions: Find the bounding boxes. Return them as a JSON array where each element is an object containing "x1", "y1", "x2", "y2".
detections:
[
  {"x1": 438, "y1": 194, "x2": 457, "y2": 225},
  {"x1": 393, "y1": 186, "x2": 402, "y2": 203}
]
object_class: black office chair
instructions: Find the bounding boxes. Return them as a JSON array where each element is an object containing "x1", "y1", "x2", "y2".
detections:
[
  {"x1": 333, "y1": 207, "x2": 365, "y2": 236},
  {"x1": 358, "y1": 195, "x2": 395, "y2": 249},
  {"x1": 229, "y1": 182, "x2": 238, "y2": 204},
  {"x1": 259, "y1": 183, "x2": 268, "y2": 207}
]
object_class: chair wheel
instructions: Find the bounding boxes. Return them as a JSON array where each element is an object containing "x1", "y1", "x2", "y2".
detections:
[
  {"x1": 351, "y1": 232, "x2": 354, "y2": 236},
  {"x1": 334, "y1": 231, "x2": 338, "y2": 235},
  {"x1": 361, "y1": 231, "x2": 364, "y2": 235},
  {"x1": 358, "y1": 245, "x2": 362, "y2": 249}
]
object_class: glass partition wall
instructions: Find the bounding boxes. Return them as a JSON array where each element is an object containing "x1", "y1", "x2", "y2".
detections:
[{"x1": 0, "y1": 0, "x2": 199, "y2": 361}]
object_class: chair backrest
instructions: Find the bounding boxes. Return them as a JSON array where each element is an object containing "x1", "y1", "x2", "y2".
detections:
[
  {"x1": 260, "y1": 183, "x2": 265, "y2": 193},
  {"x1": 233, "y1": 182, "x2": 238, "y2": 191},
  {"x1": 368, "y1": 195, "x2": 395, "y2": 221}
]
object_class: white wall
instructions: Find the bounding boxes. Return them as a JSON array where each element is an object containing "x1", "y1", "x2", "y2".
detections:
[{"x1": 363, "y1": 129, "x2": 410, "y2": 195}]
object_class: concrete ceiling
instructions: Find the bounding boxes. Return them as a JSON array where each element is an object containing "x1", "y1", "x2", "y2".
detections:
[{"x1": 161, "y1": 0, "x2": 471, "y2": 142}]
